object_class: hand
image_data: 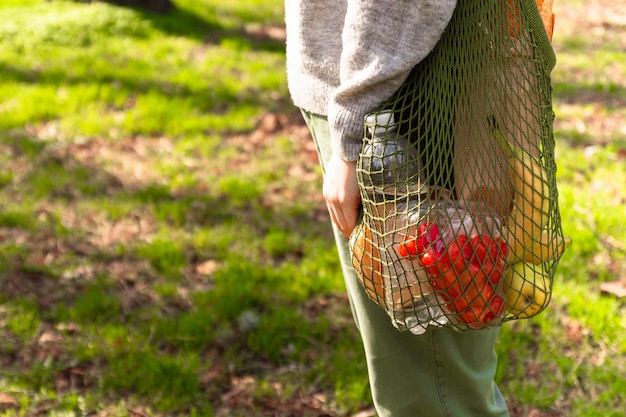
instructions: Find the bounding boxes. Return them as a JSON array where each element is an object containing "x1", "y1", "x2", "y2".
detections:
[{"x1": 323, "y1": 154, "x2": 361, "y2": 239}]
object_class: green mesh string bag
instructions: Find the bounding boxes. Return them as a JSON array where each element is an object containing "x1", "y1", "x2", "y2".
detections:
[{"x1": 349, "y1": 0, "x2": 570, "y2": 333}]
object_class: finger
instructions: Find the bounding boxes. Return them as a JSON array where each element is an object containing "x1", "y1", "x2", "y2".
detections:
[
  {"x1": 343, "y1": 201, "x2": 359, "y2": 235},
  {"x1": 327, "y1": 202, "x2": 350, "y2": 239}
]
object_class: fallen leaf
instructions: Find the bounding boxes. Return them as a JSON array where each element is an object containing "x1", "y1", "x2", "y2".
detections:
[
  {"x1": 0, "y1": 393, "x2": 18, "y2": 409},
  {"x1": 353, "y1": 409, "x2": 377, "y2": 417},
  {"x1": 600, "y1": 280, "x2": 626, "y2": 298},
  {"x1": 196, "y1": 259, "x2": 219, "y2": 276}
]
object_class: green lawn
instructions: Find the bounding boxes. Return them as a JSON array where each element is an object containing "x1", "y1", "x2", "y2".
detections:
[{"x1": 0, "y1": 1, "x2": 625, "y2": 416}]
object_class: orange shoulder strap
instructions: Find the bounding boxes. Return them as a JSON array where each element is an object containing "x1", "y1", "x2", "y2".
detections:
[
  {"x1": 507, "y1": 0, "x2": 555, "y2": 41},
  {"x1": 536, "y1": 0, "x2": 555, "y2": 41}
]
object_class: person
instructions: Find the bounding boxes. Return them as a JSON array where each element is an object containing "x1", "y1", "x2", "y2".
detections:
[{"x1": 285, "y1": 1, "x2": 511, "y2": 416}]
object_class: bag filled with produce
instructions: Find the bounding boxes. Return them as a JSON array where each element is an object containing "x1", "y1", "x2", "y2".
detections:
[{"x1": 350, "y1": 0, "x2": 570, "y2": 333}]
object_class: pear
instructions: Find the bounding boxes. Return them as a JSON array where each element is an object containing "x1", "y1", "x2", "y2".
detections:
[{"x1": 503, "y1": 261, "x2": 551, "y2": 318}]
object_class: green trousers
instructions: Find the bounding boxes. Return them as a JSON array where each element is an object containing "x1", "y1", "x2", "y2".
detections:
[{"x1": 301, "y1": 110, "x2": 510, "y2": 417}]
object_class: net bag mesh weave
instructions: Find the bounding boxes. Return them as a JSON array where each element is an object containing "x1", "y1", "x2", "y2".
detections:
[{"x1": 349, "y1": 0, "x2": 569, "y2": 333}]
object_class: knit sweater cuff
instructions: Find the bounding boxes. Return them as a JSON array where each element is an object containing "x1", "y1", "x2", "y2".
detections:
[{"x1": 328, "y1": 104, "x2": 369, "y2": 162}]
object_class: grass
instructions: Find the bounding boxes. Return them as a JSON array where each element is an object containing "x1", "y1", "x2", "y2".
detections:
[{"x1": 0, "y1": 0, "x2": 625, "y2": 416}]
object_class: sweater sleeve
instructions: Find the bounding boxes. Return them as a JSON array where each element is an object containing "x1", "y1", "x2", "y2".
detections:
[{"x1": 329, "y1": 0, "x2": 457, "y2": 161}]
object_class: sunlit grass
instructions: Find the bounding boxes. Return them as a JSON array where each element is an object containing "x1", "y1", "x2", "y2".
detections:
[{"x1": 0, "y1": 0, "x2": 624, "y2": 416}]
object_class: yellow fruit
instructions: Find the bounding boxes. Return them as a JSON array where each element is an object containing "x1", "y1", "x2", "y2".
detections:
[
  {"x1": 523, "y1": 233, "x2": 572, "y2": 264},
  {"x1": 493, "y1": 126, "x2": 550, "y2": 261},
  {"x1": 350, "y1": 222, "x2": 385, "y2": 304},
  {"x1": 503, "y1": 262, "x2": 551, "y2": 318}
]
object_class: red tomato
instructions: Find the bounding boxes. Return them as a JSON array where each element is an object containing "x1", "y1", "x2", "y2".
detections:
[
  {"x1": 454, "y1": 294, "x2": 477, "y2": 322},
  {"x1": 423, "y1": 232, "x2": 508, "y2": 328},
  {"x1": 478, "y1": 295, "x2": 505, "y2": 324},
  {"x1": 420, "y1": 248, "x2": 441, "y2": 277},
  {"x1": 467, "y1": 235, "x2": 507, "y2": 287},
  {"x1": 471, "y1": 235, "x2": 508, "y2": 263},
  {"x1": 444, "y1": 271, "x2": 464, "y2": 299},
  {"x1": 488, "y1": 264, "x2": 503, "y2": 285},
  {"x1": 429, "y1": 270, "x2": 464, "y2": 315},
  {"x1": 451, "y1": 234, "x2": 474, "y2": 274},
  {"x1": 416, "y1": 223, "x2": 429, "y2": 254},
  {"x1": 480, "y1": 279, "x2": 495, "y2": 301},
  {"x1": 458, "y1": 267, "x2": 478, "y2": 290},
  {"x1": 469, "y1": 235, "x2": 487, "y2": 266},
  {"x1": 427, "y1": 223, "x2": 441, "y2": 244},
  {"x1": 493, "y1": 236, "x2": 508, "y2": 261},
  {"x1": 460, "y1": 290, "x2": 488, "y2": 328},
  {"x1": 453, "y1": 272, "x2": 505, "y2": 328},
  {"x1": 416, "y1": 222, "x2": 441, "y2": 255},
  {"x1": 399, "y1": 235, "x2": 419, "y2": 257},
  {"x1": 500, "y1": 241, "x2": 508, "y2": 260}
]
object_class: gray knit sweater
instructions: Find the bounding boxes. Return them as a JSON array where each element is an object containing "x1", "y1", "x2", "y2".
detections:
[{"x1": 285, "y1": 0, "x2": 457, "y2": 161}]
